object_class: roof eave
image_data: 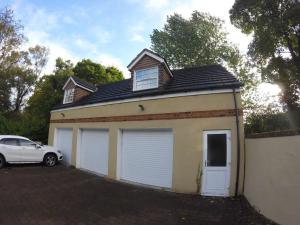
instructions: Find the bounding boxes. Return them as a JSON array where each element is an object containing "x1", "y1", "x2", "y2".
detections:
[
  {"x1": 127, "y1": 49, "x2": 173, "y2": 77},
  {"x1": 62, "y1": 77, "x2": 97, "y2": 93}
]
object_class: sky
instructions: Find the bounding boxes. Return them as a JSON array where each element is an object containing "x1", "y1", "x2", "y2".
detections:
[
  {"x1": 0, "y1": 0, "x2": 253, "y2": 78},
  {"x1": 1, "y1": 0, "x2": 280, "y2": 101}
]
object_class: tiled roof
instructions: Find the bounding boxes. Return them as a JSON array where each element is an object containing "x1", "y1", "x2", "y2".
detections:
[
  {"x1": 53, "y1": 65, "x2": 241, "y2": 110},
  {"x1": 71, "y1": 76, "x2": 97, "y2": 92}
]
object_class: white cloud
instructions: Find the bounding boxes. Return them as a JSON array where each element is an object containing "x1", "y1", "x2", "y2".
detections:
[
  {"x1": 92, "y1": 26, "x2": 113, "y2": 44},
  {"x1": 74, "y1": 38, "x2": 98, "y2": 53},
  {"x1": 97, "y1": 54, "x2": 130, "y2": 78},
  {"x1": 22, "y1": 29, "x2": 78, "y2": 74},
  {"x1": 44, "y1": 43, "x2": 78, "y2": 74},
  {"x1": 129, "y1": 24, "x2": 146, "y2": 43}
]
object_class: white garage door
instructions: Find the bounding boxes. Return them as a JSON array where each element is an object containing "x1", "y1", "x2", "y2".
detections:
[
  {"x1": 78, "y1": 129, "x2": 109, "y2": 175},
  {"x1": 120, "y1": 129, "x2": 173, "y2": 188},
  {"x1": 55, "y1": 128, "x2": 73, "y2": 165}
]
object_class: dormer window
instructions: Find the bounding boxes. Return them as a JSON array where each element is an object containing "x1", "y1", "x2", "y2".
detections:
[
  {"x1": 134, "y1": 66, "x2": 159, "y2": 91},
  {"x1": 63, "y1": 88, "x2": 75, "y2": 104}
]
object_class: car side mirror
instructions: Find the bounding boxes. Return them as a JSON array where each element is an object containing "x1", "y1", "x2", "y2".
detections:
[{"x1": 35, "y1": 144, "x2": 42, "y2": 149}]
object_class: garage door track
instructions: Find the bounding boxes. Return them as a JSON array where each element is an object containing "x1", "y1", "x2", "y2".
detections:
[{"x1": 0, "y1": 165, "x2": 277, "y2": 225}]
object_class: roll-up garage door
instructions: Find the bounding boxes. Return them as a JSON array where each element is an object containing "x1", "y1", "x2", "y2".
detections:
[
  {"x1": 121, "y1": 129, "x2": 173, "y2": 188},
  {"x1": 55, "y1": 128, "x2": 73, "y2": 165},
  {"x1": 78, "y1": 129, "x2": 109, "y2": 175}
]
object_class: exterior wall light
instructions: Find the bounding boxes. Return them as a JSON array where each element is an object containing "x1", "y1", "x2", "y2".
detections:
[{"x1": 138, "y1": 104, "x2": 145, "y2": 111}]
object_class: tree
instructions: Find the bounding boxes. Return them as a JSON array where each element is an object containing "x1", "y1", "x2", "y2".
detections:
[
  {"x1": 151, "y1": 11, "x2": 241, "y2": 70},
  {"x1": 0, "y1": 8, "x2": 25, "y2": 112},
  {"x1": 24, "y1": 58, "x2": 124, "y2": 143},
  {"x1": 150, "y1": 11, "x2": 259, "y2": 113},
  {"x1": 230, "y1": 0, "x2": 300, "y2": 126},
  {"x1": 10, "y1": 46, "x2": 48, "y2": 112},
  {"x1": 0, "y1": 8, "x2": 48, "y2": 113},
  {"x1": 73, "y1": 59, "x2": 124, "y2": 84},
  {"x1": 23, "y1": 58, "x2": 74, "y2": 143}
]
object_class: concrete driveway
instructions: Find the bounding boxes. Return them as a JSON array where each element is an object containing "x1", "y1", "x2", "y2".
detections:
[{"x1": 0, "y1": 165, "x2": 276, "y2": 225}]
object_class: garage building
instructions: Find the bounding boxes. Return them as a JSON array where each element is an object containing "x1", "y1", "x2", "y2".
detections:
[{"x1": 48, "y1": 49, "x2": 244, "y2": 196}]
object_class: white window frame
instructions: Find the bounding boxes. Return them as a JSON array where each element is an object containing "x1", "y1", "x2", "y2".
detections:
[
  {"x1": 63, "y1": 88, "x2": 75, "y2": 104},
  {"x1": 133, "y1": 66, "x2": 159, "y2": 91}
]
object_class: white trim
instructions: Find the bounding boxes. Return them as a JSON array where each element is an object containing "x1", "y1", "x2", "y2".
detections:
[
  {"x1": 63, "y1": 88, "x2": 75, "y2": 104},
  {"x1": 51, "y1": 88, "x2": 240, "y2": 113},
  {"x1": 128, "y1": 50, "x2": 173, "y2": 77},
  {"x1": 116, "y1": 129, "x2": 122, "y2": 180},
  {"x1": 62, "y1": 77, "x2": 96, "y2": 93},
  {"x1": 201, "y1": 130, "x2": 231, "y2": 197},
  {"x1": 128, "y1": 51, "x2": 164, "y2": 70},
  {"x1": 133, "y1": 66, "x2": 159, "y2": 91}
]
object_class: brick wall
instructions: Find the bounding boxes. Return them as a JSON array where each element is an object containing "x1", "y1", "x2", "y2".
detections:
[
  {"x1": 51, "y1": 109, "x2": 242, "y2": 123},
  {"x1": 64, "y1": 80, "x2": 91, "y2": 103},
  {"x1": 64, "y1": 80, "x2": 76, "y2": 89},
  {"x1": 74, "y1": 87, "x2": 90, "y2": 102}
]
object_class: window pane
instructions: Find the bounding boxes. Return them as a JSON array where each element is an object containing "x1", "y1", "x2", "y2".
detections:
[
  {"x1": 19, "y1": 139, "x2": 35, "y2": 147},
  {"x1": 64, "y1": 88, "x2": 74, "y2": 103},
  {"x1": 136, "y1": 78, "x2": 157, "y2": 90},
  {"x1": 3, "y1": 138, "x2": 19, "y2": 146},
  {"x1": 207, "y1": 134, "x2": 227, "y2": 167},
  {"x1": 136, "y1": 67, "x2": 158, "y2": 81},
  {"x1": 134, "y1": 67, "x2": 158, "y2": 91}
]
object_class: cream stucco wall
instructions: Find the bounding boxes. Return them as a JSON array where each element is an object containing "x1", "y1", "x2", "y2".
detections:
[
  {"x1": 49, "y1": 92, "x2": 244, "y2": 195},
  {"x1": 50, "y1": 93, "x2": 238, "y2": 119},
  {"x1": 245, "y1": 136, "x2": 300, "y2": 225}
]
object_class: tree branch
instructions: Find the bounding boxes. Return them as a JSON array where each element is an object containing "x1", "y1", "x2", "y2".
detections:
[
  {"x1": 284, "y1": 32, "x2": 300, "y2": 74},
  {"x1": 284, "y1": 33, "x2": 297, "y2": 61}
]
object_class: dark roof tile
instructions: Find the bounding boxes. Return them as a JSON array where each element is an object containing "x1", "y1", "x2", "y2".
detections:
[
  {"x1": 71, "y1": 76, "x2": 97, "y2": 92},
  {"x1": 53, "y1": 65, "x2": 240, "y2": 110}
]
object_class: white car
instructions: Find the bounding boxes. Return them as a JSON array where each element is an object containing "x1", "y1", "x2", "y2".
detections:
[{"x1": 0, "y1": 135, "x2": 63, "y2": 169}]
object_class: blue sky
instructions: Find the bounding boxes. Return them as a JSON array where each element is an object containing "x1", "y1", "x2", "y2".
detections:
[{"x1": 1, "y1": 0, "x2": 252, "y2": 78}]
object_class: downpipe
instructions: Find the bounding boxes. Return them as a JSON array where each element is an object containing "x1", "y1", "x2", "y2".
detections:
[{"x1": 232, "y1": 88, "x2": 241, "y2": 197}]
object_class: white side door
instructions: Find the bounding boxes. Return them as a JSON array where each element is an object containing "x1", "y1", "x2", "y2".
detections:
[
  {"x1": 54, "y1": 128, "x2": 73, "y2": 165},
  {"x1": 19, "y1": 139, "x2": 44, "y2": 162},
  {"x1": 201, "y1": 130, "x2": 231, "y2": 196}
]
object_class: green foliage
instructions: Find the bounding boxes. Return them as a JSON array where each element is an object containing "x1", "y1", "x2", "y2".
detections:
[
  {"x1": 21, "y1": 59, "x2": 74, "y2": 143},
  {"x1": 0, "y1": 8, "x2": 48, "y2": 113},
  {"x1": 21, "y1": 58, "x2": 124, "y2": 143},
  {"x1": 245, "y1": 112, "x2": 294, "y2": 135},
  {"x1": 150, "y1": 10, "x2": 260, "y2": 114},
  {"x1": 73, "y1": 59, "x2": 124, "y2": 84},
  {"x1": 151, "y1": 11, "x2": 241, "y2": 69},
  {"x1": 230, "y1": 0, "x2": 300, "y2": 120}
]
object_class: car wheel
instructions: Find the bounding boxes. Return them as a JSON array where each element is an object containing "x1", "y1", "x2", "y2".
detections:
[
  {"x1": 0, "y1": 155, "x2": 6, "y2": 169},
  {"x1": 44, "y1": 154, "x2": 57, "y2": 167}
]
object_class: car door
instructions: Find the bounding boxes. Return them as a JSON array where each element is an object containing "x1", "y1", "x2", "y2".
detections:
[
  {"x1": 18, "y1": 139, "x2": 44, "y2": 162},
  {"x1": 0, "y1": 138, "x2": 23, "y2": 162}
]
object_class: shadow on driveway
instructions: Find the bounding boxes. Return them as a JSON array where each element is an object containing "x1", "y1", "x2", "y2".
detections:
[{"x1": 0, "y1": 165, "x2": 277, "y2": 225}]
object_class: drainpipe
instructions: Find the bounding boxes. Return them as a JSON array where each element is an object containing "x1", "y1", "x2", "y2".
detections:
[{"x1": 232, "y1": 88, "x2": 241, "y2": 197}]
